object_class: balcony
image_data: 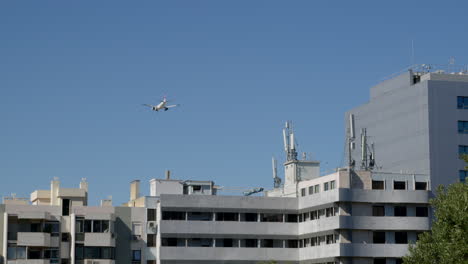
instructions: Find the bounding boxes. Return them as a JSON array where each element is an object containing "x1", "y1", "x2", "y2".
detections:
[
  {"x1": 17, "y1": 232, "x2": 51, "y2": 247},
  {"x1": 160, "y1": 220, "x2": 298, "y2": 238},
  {"x1": 84, "y1": 233, "x2": 115, "y2": 247},
  {"x1": 160, "y1": 247, "x2": 298, "y2": 262},
  {"x1": 82, "y1": 260, "x2": 115, "y2": 264},
  {"x1": 340, "y1": 243, "x2": 410, "y2": 258},
  {"x1": 14, "y1": 260, "x2": 50, "y2": 264}
]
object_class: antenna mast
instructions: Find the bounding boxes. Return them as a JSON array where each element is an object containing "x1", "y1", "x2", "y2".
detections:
[
  {"x1": 283, "y1": 121, "x2": 298, "y2": 161},
  {"x1": 272, "y1": 157, "x2": 281, "y2": 188},
  {"x1": 360, "y1": 128, "x2": 368, "y2": 170},
  {"x1": 348, "y1": 114, "x2": 356, "y2": 168}
]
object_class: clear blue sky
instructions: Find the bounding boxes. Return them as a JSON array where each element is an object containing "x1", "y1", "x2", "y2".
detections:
[{"x1": 1, "y1": 0, "x2": 468, "y2": 205}]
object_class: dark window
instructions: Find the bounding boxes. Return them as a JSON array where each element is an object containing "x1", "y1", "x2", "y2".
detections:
[
  {"x1": 161, "y1": 238, "x2": 177, "y2": 247},
  {"x1": 260, "y1": 213, "x2": 283, "y2": 222},
  {"x1": 415, "y1": 182, "x2": 427, "y2": 190},
  {"x1": 372, "y1": 206, "x2": 385, "y2": 216},
  {"x1": 243, "y1": 213, "x2": 258, "y2": 222},
  {"x1": 261, "y1": 239, "x2": 274, "y2": 248},
  {"x1": 374, "y1": 259, "x2": 386, "y2": 264},
  {"x1": 459, "y1": 170, "x2": 468, "y2": 183},
  {"x1": 286, "y1": 240, "x2": 299, "y2": 248},
  {"x1": 324, "y1": 182, "x2": 329, "y2": 191},
  {"x1": 147, "y1": 234, "x2": 156, "y2": 247},
  {"x1": 187, "y1": 212, "x2": 212, "y2": 221},
  {"x1": 459, "y1": 145, "x2": 468, "y2": 156},
  {"x1": 394, "y1": 181, "x2": 406, "y2": 190},
  {"x1": 75, "y1": 246, "x2": 84, "y2": 260},
  {"x1": 330, "y1": 180, "x2": 336, "y2": 189},
  {"x1": 286, "y1": 214, "x2": 298, "y2": 223},
  {"x1": 457, "y1": 96, "x2": 468, "y2": 109},
  {"x1": 147, "y1": 261, "x2": 156, "y2": 264},
  {"x1": 458, "y1": 121, "x2": 468, "y2": 134},
  {"x1": 416, "y1": 207, "x2": 428, "y2": 217},
  {"x1": 192, "y1": 185, "x2": 202, "y2": 191},
  {"x1": 216, "y1": 212, "x2": 238, "y2": 221},
  {"x1": 162, "y1": 211, "x2": 185, "y2": 220},
  {"x1": 372, "y1": 180, "x2": 385, "y2": 190},
  {"x1": 308, "y1": 186, "x2": 313, "y2": 195},
  {"x1": 394, "y1": 206, "x2": 407, "y2": 216},
  {"x1": 395, "y1": 259, "x2": 404, "y2": 264},
  {"x1": 147, "y1": 209, "x2": 156, "y2": 221},
  {"x1": 62, "y1": 199, "x2": 70, "y2": 216},
  {"x1": 132, "y1": 250, "x2": 141, "y2": 261},
  {"x1": 314, "y1": 184, "x2": 320, "y2": 193},
  {"x1": 222, "y1": 239, "x2": 233, "y2": 247},
  {"x1": 373, "y1": 231, "x2": 385, "y2": 244},
  {"x1": 244, "y1": 239, "x2": 257, "y2": 248},
  {"x1": 61, "y1": 233, "x2": 70, "y2": 242},
  {"x1": 301, "y1": 188, "x2": 306, "y2": 197},
  {"x1": 395, "y1": 232, "x2": 408, "y2": 244},
  {"x1": 84, "y1": 220, "x2": 92, "y2": 233}
]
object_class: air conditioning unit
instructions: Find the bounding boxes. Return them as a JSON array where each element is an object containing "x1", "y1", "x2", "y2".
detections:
[{"x1": 147, "y1": 221, "x2": 157, "y2": 234}]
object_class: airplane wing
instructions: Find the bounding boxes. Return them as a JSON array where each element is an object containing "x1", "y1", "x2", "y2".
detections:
[
  {"x1": 142, "y1": 104, "x2": 154, "y2": 108},
  {"x1": 166, "y1": 104, "x2": 179, "y2": 108}
]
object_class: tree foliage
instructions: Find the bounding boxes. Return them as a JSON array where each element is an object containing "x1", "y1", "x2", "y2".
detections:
[{"x1": 403, "y1": 180, "x2": 468, "y2": 263}]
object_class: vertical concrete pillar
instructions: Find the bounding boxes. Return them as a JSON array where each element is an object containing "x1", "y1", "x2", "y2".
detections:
[
  {"x1": 70, "y1": 213, "x2": 76, "y2": 264},
  {"x1": 2, "y1": 213, "x2": 7, "y2": 262}
]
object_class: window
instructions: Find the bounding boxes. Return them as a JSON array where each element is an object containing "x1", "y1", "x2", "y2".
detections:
[
  {"x1": 394, "y1": 206, "x2": 407, "y2": 216},
  {"x1": 416, "y1": 207, "x2": 429, "y2": 217},
  {"x1": 374, "y1": 259, "x2": 386, "y2": 264},
  {"x1": 459, "y1": 145, "x2": 468, "y2": 156},
  {"x1": 308, "y1": 186, "x2": 313, "y2": 195},
  {"x1": 395, "y1": 232, "x2": 408, "y2": 244},
  {"x1": 373, "y1": 231, "x2": 386, "y2": 244},
  {"x1": 62, "y1": 233, "x2": 70, "y2": 242},
  {"x1": 286, "y1": 214, "x2": 298, "y2": 222},
  {"x1": 330, "y1": 180, "x2": 335, "y2": 189},
  {"x1": 395, "y1": 259, "x2": 404, "y2": 264},
  {"x1": 460, "y1": 170, "x2": 468, "y2": 183},
  {"x1": 372, "y1": 205, "x2": 385, "y2": 216},
  {"x1": 372, "y1": 180, "x2": 384, "y2": 190},
  {"x1": 132, "y1": 250, "x2": 141, "y2": 262},
  {"x1": 457, "y1": 96, "x2": 468, "y2": 109},
  {"x1": 147, "y1": 234, "x2": 156, "y2": 247},
  {"x1": 394, "y1": 181, "x2": 406, "y2": 190},
  {"x1": 301, "y1": 188, "x2": 306, "y2": 197},
  {"x1": 162, "y1": 211, "x2": 185, "y2": 220},
  {"x1": 147, "y1": 209, "x2": 156, "y2": 221},
  {"x1": 161, "y1": 238, "x2": 178, "y2": 247},
  {"x1": 192, "y1": 185, "x2": 202, "y2": 191},
  {"x1": 216, "y1": 212, "x2": 238, "y2": 221},
  {"x1": 132, "y1": 222, "x2": 142, "y2": 240},
  {"x1": 243, "y1": 213, "x2": 258, "y2": 222},
  {"x1": 260, "y1": 213, "x2": 283, "y2": 222},
  {"x1": 187, "y1": 212, "x2": 212, "y2": 221},
  {"x1": 458, "y1": 121, "x2": 468, "y2": 134},
  {"x1": 324, "y1": 182, "x2": 329, "y2": 191},
  {"x1": 244, "y1": 239, "x2": 257, "y2": 248},
  {"x1": 415, "y1": 182, "x2": 427, "y2": 190},
  {"x1": 314, "y1": 184, "x2": 320, "y2": 193}
]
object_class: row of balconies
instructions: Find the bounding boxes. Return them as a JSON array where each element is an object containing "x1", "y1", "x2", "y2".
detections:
[
  {"x1": 8, "y1": 232, "x2": 115, "y2": 247},
  {"x1": 159, "y1": 243, "x2": 410, "y2": 261},
  {"x1": 159, "y1": 215, "x2": 430, "y2": 237}
]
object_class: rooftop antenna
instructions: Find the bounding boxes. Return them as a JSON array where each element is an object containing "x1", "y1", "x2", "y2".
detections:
[
  {"x1": 360, "y1": 128, "x2": 368, "y2": 170},
  {"x1": 348, "y1": 114, "x2": 356, "y2": 168},
  {"x1": 272, "y1": 157, "x2": 281, "y2": 188},
  {"x1": 283, "y1": 121, "x2": 298, "y2": 161},
  {"x1": 369, "y1": 143, "x2": 376, "y2": 170}
]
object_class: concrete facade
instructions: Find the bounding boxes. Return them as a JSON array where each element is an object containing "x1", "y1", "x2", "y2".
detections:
[{"x1": 346, "y1": 67, "x2": 468, "y2": 188}]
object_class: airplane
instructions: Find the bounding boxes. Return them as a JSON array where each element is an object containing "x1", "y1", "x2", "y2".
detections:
[{"x1": 142, "y1": 97, "x2": 179, "y2": 112}]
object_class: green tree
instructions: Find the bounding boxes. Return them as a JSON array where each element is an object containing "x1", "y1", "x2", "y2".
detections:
[{"x1": 403, "y1": 180, "x2": 468, "y2": 263}]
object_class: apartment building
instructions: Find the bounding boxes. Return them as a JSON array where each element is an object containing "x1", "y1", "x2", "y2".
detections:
[
  {"x1": 346, "y1": 64, "x2": 468, "y2": 187},
  {"x1": 0, "y1": 163, "x2": 430, "y2": 264}
]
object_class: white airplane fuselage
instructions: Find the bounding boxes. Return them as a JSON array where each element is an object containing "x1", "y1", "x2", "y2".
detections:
[{"x1": 154, "y1": 101, "x2": 167, "y2": 111}]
